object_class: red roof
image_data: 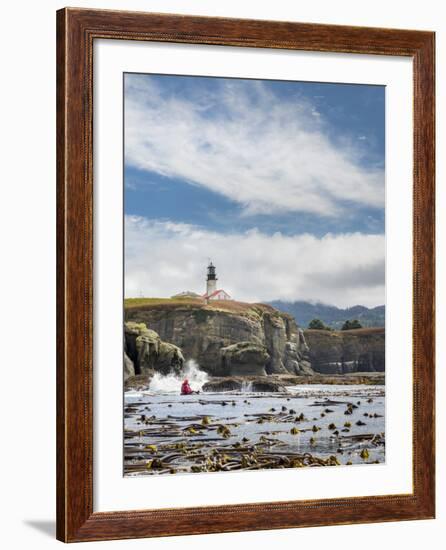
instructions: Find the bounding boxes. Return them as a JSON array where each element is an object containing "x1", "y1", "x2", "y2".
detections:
[{"x1": 202, "y1": 289, "x2": 231, "y2": 299}]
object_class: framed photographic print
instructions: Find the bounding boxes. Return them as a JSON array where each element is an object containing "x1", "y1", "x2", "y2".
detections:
[{"x1": 56, "y1": 8, "x2": 435, "y2": 542}]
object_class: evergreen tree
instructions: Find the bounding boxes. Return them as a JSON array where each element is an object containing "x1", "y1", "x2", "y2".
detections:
[
  {"x1": 341, "y1": 319, "x2": 363, "y2": 330},
  {"x1": 308, "y1": 318, "x2": 329, "y2": 330}
]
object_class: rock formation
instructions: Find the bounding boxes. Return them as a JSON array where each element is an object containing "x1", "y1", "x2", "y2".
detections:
[
  {"x1": 220, "y1": 341, "x2": 270, "y2": 376},
  {"x1": 304, "y1": 328, "x2": 385, "y2": 374},
  {"x1": 125, "y1": 301, "x2": 313, "y2": 376},
  {"x1": 202, "y1": 377, "x2": 287, "y2": 393},
  {"x1": 124, "y1": 321, "x2": 184, "y2": 380},
  {"x1": 124, "y1": 351, "x2": 135, "y2": 380}
]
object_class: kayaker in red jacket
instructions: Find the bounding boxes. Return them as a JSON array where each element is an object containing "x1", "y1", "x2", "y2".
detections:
[{"x1": 181, "y1": 379, "x2": 193, "y2": 395}]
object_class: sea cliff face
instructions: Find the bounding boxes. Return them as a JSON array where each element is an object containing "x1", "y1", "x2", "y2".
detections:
[
  {"x1": 125, "y1": 300, "x2": 313, "y2": 377},
  {"x1": 303, "y1": 328, "x2": 385, "y2": 374},
  {"x1": 124, "y1": 300, "x2": 385, "y2": 379},
  {"x1": 124, "y1": 321, "x2": 184, "y2": 381}
]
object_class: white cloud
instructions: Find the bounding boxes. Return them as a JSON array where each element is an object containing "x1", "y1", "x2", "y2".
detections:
[
  {"x1": 125, "y1": 77, "x2": 384, "y2": 218},
  {"x1": 125, "y1": 216, "x2": 385, "y2": 308}
]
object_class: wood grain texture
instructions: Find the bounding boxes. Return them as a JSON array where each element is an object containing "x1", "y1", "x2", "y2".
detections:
[{"x1": 56, "y1": 7, "x2": 435, "y2": 542}]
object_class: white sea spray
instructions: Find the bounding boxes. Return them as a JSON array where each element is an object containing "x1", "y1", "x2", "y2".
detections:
[{"x1": 148, "y1": 359, "x2": 209, "y2": 394}]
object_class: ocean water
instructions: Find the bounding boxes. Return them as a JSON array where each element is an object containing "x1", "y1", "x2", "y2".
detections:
[{"x1": 124, "y1": 379, "x2": 385, "y2": 476}]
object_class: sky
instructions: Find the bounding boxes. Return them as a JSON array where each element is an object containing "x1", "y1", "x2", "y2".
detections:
[{"x1": 124, "y1": 73, "x2": 385, "y2": 308}]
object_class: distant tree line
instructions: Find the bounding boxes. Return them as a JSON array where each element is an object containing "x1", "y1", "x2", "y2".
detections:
[
  {"x1": 308, "y1": 318, "x2": 363, "y2": 331},
  {"x1": 268, "y1": 300, "x2": 384, "y2": 329}
]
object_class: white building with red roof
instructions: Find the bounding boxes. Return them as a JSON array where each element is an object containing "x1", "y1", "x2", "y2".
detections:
[{"x1": 203, "y1": 262, "x2": 232, "y2": 301}]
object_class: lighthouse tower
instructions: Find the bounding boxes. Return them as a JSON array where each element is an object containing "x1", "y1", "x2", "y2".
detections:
[
  {"x1": 206, "y1": 262, "x2": 217, "y2": 296},
  {"x1": 203, "y1": 262, "x2": 232, "y2": 301}
]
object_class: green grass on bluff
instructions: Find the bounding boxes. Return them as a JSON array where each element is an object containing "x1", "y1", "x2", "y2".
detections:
[
  {"x1": 124, "y1": 297, "x2": 282, "y2": 320},
  {"x1": 124, "y1": 297, "x2": 202, "y2": 308}
]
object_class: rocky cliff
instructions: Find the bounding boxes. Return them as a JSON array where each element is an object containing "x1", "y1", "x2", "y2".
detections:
[
  {"x1": 125, "y1": 300, "x2": 313, "y2": 377},
  {"x1": 303, "y1": 327, "x2": 385, "y2": 374},
  {"x1": 124, "y1": 321, "x2": 184, "y2": 381}
]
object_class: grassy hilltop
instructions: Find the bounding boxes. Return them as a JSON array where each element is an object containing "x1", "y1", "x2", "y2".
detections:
[{"x1": 124, "y1": 297, "x2": 282, "y2": 320}]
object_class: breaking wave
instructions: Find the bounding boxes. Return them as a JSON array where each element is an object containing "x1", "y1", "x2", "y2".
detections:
[{"x1": 148, "y1": 359, "x2": 208, "y2": 394}]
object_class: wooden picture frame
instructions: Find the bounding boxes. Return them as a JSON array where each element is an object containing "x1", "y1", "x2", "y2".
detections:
[{"x1": 56, "y1": 7, "x2": 435, "y2": 542}]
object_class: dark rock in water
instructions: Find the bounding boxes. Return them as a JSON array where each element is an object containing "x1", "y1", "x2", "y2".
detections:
[
  {"x1": 202, "y1": 379, "x2": 242, "y2": 392},
  {"x1": 124, "y1": 373, "x2": 153, "y2": 391},
  {"x1": 202, "y1": 376, "x2": 287, "y2": 393},
  {"x1": 251, "y1": 380, "x2": 286, "y2": 392},
  {"x1": 304, "y1": 328, "x2": 385, "y2": 374},
  {"x1": 220, "y1": 341, "x2": 269, "y2": 376}
]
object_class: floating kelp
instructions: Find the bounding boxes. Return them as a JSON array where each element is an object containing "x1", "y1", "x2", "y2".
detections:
[
  {"x1": 124, "y1": 385, "x2": 385, "y2": 476},
  {"x1": 360, "y1": 448, "x2": 370, "y2": 460},
  {"x1": 125, "y1": 436, "x2": 348, "y2": 475}
]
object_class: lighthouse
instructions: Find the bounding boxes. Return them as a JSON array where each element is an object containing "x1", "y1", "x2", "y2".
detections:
[
  {"x1": 203, "y1": 262, "x2": 232, "y2": 301},
  {"x1": 206, "y1": 262, "x2": 217, "y2": 296}
]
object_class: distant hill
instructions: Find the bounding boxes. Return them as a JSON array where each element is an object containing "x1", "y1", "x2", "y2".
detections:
[{"x1": 268, "y1": 300, "x2": 385, "y2": 329}]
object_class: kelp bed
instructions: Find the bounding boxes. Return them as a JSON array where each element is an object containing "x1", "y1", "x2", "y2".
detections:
[{"x1": 124, "y1": 391, "x2": 385, "y2": 475}]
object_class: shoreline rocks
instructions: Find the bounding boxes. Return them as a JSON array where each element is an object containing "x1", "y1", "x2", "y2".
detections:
[
  {"x1": 124, "y1": 371, "x2": 385, "y2": 392},
  {"x1": 202, "y1": 376, "x2": 288, "y2": 393}
]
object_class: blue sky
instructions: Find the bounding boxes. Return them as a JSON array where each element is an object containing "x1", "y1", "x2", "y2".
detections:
[{"x1": 124, "y1": 73, "x2": 385, "y2": 307}]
